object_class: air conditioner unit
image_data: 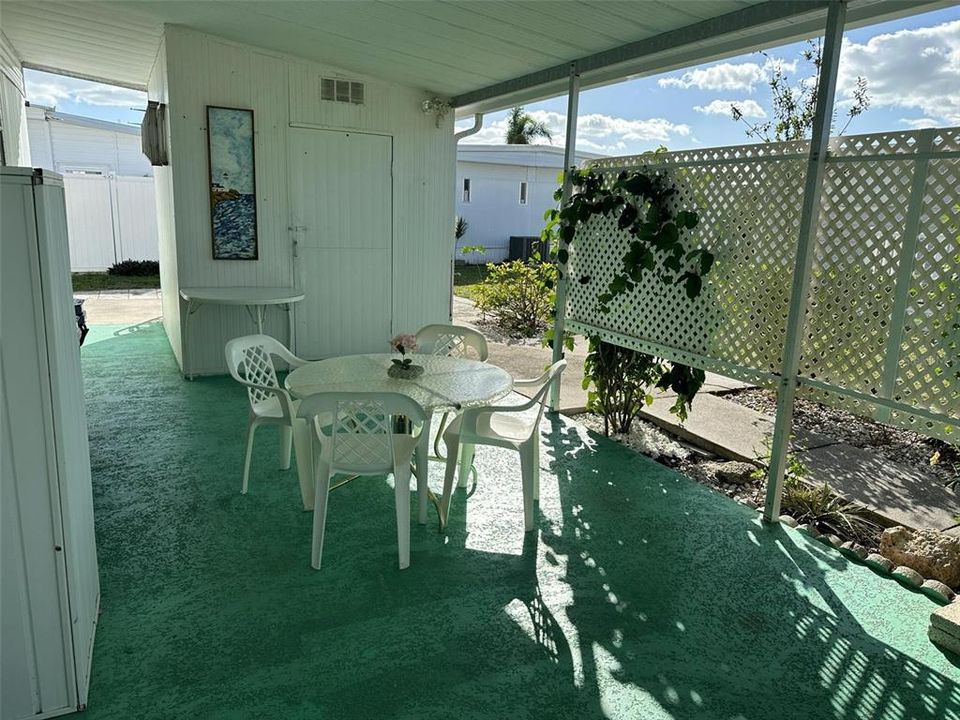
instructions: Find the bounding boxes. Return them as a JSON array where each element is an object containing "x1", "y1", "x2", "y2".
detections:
[{"x1": 141, "y1": 101, "x2": 168, "y2": 166}]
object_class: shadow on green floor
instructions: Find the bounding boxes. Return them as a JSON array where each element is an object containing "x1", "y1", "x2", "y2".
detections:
[{"x1": 79, "y1": 321, "x2": 959, "y2": 720}]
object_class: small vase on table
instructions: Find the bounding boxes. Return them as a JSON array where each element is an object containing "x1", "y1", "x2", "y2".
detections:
[{"x1": 388, "y1": 333, "x2": 424, "y2": 379}]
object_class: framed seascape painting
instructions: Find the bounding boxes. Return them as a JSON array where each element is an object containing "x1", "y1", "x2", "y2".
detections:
[{"x1": 207, "y1": 106, "x2": 258, "y2": 259}]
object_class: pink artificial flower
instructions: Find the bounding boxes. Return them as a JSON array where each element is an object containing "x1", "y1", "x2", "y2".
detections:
[{"x1": 390, "y1": 333, "x2": 418, "y2": 355}]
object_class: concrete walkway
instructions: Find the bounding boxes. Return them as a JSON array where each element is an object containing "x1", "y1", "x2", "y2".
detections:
[
  {"x1": 76, "y1": 288, "x2": 162, "y2": 326},
  {"x1": 452, "y1": 295, "x2": 959, "y2": 533}
]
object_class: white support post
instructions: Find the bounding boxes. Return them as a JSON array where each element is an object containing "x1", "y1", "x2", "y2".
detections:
[
  {"x1": 764, "y1": 0, "x2": 846, "y2": 522},
  {"x1": 875, "y1": 129, "x2": 935, "y2": 422},
  {"x1": 550, "y1": 64, "x2": 580, "y2": 412}
]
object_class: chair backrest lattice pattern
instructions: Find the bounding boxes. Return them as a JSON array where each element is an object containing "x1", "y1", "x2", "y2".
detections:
[
  {"x1": 416, "y1": 324, "x2": 488, "y2": 361},
  {"x1": 330, "y1": 400, "x2": 393, "y2": 470},
  {"x1": 240, "y1": 344, "x2": 280, "y2": 405},
  {"x1": 567, "y1": 126, "x2": 960, "y2": 439}
]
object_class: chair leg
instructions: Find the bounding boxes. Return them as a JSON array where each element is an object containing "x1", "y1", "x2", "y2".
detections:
[
  {"x1": 311, "y1": 467, "x2": 332, "y2": 570},
  {"x1": 394, "y1": 464, "x2": 412, "y2": 569},
  {"x1": 519, "y1": 443, "x2": 537, "y2": 532},
  {"x1": 530, "y1": 434, "x2": 541, "y2": 501},
  {"x1": 458, "y1": 443, "x2": 475, "y2": 489},
  {"x1": 279, "y1": 424, "x2": 293, "y2": 470},
  {"x1": 440, "y1": 434, "x2": 460, "y2": 530},
  {"x1": 241, "y1": 421, "x2": 258, "y2": 494}
]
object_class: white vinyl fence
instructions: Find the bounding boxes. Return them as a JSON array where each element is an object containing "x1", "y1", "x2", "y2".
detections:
[
  {"x1": 62, "y1": 174, "x2": 158, "y2": 271},
  {"x1": 566, "y1": 127, "x2": 959, "y2": 441}
]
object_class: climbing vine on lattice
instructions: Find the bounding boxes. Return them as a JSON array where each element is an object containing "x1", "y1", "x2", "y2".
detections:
[{"x1": 542, "y1": 166, "x2": 716, "y2": 425}]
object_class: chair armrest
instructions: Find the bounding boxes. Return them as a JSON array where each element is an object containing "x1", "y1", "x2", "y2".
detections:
[
  {"x1": 274, "y1": 345, "x2": 309, "y2": 369},
  {"x1": 241, "y1": 381, "x2": 298, "y2": 421},
  {"x1": 512, "y1": 366, "x2": 553, "y2": 388},
  {"x1": 455, "y1": 397, "x2": 539, "y2": 437}
]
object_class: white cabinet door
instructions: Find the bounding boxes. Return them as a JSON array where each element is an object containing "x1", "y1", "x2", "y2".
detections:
[{"x1": 288, "y1": 128, "x2": 393, "y2": 359}]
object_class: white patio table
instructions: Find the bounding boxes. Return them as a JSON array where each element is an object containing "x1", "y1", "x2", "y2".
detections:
[
  {"x1": 179, "y1": 286, "x2": 304, "y2": 378},
  {"x1": 285, "y1": 353, "x2": 513, "y2": 520}
]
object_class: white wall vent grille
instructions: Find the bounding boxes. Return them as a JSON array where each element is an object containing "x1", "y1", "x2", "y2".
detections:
[{"x1": 321, "y1": 77, "x2": 364, "y2": 105}]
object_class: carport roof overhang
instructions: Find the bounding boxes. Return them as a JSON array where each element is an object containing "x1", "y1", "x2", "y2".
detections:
[{"x1": 1, "y1": 1, "x2": 950, "y2": 116}]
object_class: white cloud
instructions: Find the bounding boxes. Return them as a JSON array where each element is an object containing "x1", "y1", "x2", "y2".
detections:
[
  {"x1": 24, "y1": 71, "x2": 145, "y2": 109},
  {"x1": 694, "y1": 99, "x2": 766, "y2": 118},
  {"x1": 658, "y1": 57, "x2": 795, "y2": 93},
  {"x1": 659, "y1": 62, "x2": 766, "y2": 92},
  {"x1": 456, "y1": 109, "x2": 689, "y2": 155},
  {"x1": 837, "y1": 20, "x2": 960, "y2": 124},
  {"x1": 900, "y1": 117, "x2": 941, "y2": 129}
]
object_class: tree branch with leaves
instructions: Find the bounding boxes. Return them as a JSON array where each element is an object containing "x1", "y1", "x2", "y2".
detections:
[{"x1": 731, "y1": 39, "x2": 870, "y2": 142}]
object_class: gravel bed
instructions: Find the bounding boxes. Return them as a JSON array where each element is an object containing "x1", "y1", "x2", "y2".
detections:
[
  {"x1": 574, "y1": 412, "x2": 767, "y2": 509},
  {"x1": 473, "y1": 319, "x2": 546, "y2": 347},
  {"x1": 725, "y1": 388, "x2": 959, "y2": 485},
  {"x1": 574, "y1": 411, "x2": 884, "y2": 552}
]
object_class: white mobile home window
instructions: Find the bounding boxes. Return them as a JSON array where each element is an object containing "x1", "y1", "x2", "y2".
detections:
[
  {"x1": 519, "y1": 181, "x2": 528, "y2": 205},
  {"x1": 462, "y1": 178, "x2": 471, "y2": 203}
]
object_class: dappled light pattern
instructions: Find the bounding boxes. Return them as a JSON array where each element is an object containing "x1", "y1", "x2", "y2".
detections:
[{"x1": 80, "y1": 323, "x2": 958, "y2": 719}]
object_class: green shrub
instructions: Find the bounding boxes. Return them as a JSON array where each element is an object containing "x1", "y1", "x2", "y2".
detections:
[
  {"x1": 583, "y1": 336, "x2": 704, "y2": 435},
  {"x1": 474, "y1": 259, "x2": 556, "y2": 338},
  {"x1": 108, "y1": 259, "x2": 160, "y2": 276}
]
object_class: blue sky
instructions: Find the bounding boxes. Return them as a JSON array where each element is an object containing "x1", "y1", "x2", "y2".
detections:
[
  {"x1": 24, "y1": 5, "x2": 960, "y2": 156},
  {"x1": 456, "y1": 5, "x2": 960, "y2": 154}
]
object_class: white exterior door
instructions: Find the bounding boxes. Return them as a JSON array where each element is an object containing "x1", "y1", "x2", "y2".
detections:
[{"x1": 288, "y1": 128, "x2": 393, "y2": 358}]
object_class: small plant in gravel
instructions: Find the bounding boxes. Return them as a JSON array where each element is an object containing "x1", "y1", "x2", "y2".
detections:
[
  {"x1": 474, "y1": 259, "x2": 556, "y2": 338},
  {"x1": 753, "y1": 450, "x2": 879, "y2": 545},
  {"x1": 930, "y1": 443, "x2": 960, "y2": 491}
]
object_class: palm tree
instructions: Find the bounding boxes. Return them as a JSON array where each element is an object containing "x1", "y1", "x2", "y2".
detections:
[{"x1": 504, "y1": 106, "x2": 552, "y2": 144}]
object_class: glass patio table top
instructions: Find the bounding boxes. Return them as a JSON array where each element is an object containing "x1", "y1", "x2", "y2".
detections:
[{"x1": 284, "y1": 353, "x2": 513, "y2": 412}]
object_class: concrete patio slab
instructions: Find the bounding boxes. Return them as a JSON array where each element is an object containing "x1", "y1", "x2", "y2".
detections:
[
  {"x1": 77, "y1": 321, "x2": 960, "y2": 720},
  {"x1": 798, "y1": 443, "x2": 960, "y2": 532},
  {"x1": 637, "y1": 393, "x2": 835, "y2": 461}
]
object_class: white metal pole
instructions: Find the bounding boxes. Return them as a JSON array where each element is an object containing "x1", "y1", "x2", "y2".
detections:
[
  {"x1": 550, "y1": 63, "x2": 580, "y2": 411},
  {"x1": 875, "y1": 129, "x2": 935, "y2": 422},
  {"x1": 764, "y1": 0, "x2": 846, "y2": 522}
]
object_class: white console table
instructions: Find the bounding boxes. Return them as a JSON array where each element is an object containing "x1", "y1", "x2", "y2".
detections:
[{"x1": 179, "y1": 286, "x2": 305, "y2": 378}]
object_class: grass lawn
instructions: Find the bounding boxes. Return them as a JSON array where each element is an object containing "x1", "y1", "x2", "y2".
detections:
[
  {"x1": 73, "y1": 273, "x2": 161, "y2": 291},
  {"x1": 453, "y1": 263, "x2": 488, "y2": 302}
]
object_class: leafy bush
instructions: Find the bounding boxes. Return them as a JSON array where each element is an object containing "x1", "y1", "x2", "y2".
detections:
[
  {"x1": 108, "y1": 259, "x2": 160, "y2": 276},
  {"x1": 583, "y1": 337, "x2": 704, "y2": 435},
  {"x1": 474, "y1": 259, "x2": 556, "y2": 338}
]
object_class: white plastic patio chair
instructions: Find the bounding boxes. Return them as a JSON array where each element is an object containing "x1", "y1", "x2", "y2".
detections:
[
  {"x1": 415, "y1": 323, "x2": 489, "y2": 456},
  {"x1": 225, "y1": 334, "x2": 307, "y2": 494},
  {"x1": 297, "y1": 392, "x2": 426, "y2": 570},
  {"x1": 415, "y1": 323, "x2": 488, "y2": 361},
  {"x1": 439, "y1": 359, "x2": 566, "y2": 532}
]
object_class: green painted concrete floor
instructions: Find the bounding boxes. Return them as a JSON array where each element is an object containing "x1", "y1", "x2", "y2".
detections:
[{"x1": 80, "y1": 322, "x2": 959, "y2": 720}]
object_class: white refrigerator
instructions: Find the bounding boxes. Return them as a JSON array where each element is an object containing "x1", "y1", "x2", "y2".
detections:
[{"x1": 1, "y1": 167, "x2": 100, "y2": 718}]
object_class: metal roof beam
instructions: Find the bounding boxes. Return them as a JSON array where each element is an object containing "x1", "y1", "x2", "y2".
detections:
[
  {"x1": 451, "y1": 1, "x2": 829, "y2": 110},
  {"x1": 451, "y1": 0, "x2": 950, "y2": 115}
]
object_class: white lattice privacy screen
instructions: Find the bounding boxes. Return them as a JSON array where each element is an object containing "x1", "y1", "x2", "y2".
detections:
[{"x1": 565, "y1": 127, "x2": 959, "y2": 440}]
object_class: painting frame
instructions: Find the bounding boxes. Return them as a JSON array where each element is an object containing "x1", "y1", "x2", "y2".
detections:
[{"x1": 207, "y1": 105, "x2": 258, "y2": 260}]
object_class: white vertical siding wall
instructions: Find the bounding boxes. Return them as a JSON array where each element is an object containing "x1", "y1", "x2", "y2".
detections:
[
  {"x1": 147, "y1": 38, "x2": 182, "y2": 365},
  {"x1": 114, "y1": 176, "x2": 159, "y2": 260},
  {"x1": 160, "y1": 26, "x2": 454, "y2": 375},
  {"x1": 0, "y1": 30, "x2": 30, "y2": 166},
  {"x1": 61, "y1": 174, "x2": 159, "y2": 270},
  {"x1": 455, "y1": 161, "x2": 559, "y2": 263},
  {"x1": 63, "y1": 174, "x2": 115, "y2": 270},
  {"x1": 27, "y1": 115, "x2": 153, "y2": 177}
]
